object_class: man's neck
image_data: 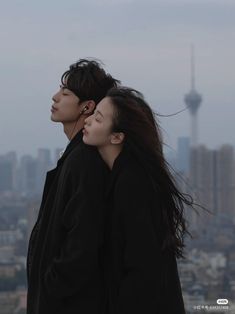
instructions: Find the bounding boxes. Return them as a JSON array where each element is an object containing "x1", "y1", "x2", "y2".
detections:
[{"x1": 63, "y1": 120, "x2": 84, "y2": 140}]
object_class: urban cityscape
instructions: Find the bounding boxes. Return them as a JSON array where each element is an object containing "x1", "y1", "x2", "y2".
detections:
[
  {"x1": 0, "y1": 138, "x2": 235, "y2": 313},
  {"x1": 0, "y1": 52, "x2": 234, "y2": 313}
]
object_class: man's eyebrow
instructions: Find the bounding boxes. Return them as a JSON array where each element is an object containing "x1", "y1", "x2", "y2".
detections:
[{"x1": 60, "y1": 84, "x2": 69, "y2": 90}]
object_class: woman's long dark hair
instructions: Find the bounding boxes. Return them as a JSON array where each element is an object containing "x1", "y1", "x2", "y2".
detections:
[{"x1": 106, "y1": 87, "x2": 200, "y2": 259}]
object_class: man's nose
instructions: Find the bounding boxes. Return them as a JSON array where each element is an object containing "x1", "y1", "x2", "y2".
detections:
[{"x1": 52, "y1": 91, "x2": 59, "y2": 103}]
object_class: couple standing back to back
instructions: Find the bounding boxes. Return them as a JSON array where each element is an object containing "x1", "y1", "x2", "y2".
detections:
[{"x1": 27, "y1": 58, "x2": 191, "y2": 314}]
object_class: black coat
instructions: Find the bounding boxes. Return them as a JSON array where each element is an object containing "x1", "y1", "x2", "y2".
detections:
[
  {"x1": 26, "y1": 131, "x2": 109, "y2": 314},
  {"x1": 103, "y1": 148, "x2": 186, "y2": 314}
]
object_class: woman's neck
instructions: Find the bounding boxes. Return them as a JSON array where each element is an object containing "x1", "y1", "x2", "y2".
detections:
[{"x1": 98, "y1": 145, "x2": 123, "y2": 170}]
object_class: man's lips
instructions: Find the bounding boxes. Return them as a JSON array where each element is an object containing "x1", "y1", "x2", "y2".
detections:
[{"x1": 51, "y1": 105, "x2": 58, "y2": 112}]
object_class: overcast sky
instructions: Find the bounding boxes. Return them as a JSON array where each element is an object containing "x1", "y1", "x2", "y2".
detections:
[{"x1": 0, "y1": 0, "x2": 234, "y2": 157}]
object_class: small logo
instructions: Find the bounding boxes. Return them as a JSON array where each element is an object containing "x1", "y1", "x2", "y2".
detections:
[{"x1": 217, "y1": 299, "x2": 228, "y2": 305}]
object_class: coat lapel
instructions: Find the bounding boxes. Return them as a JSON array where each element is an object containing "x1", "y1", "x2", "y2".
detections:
[
  {"x1": 56, "y1": 130, "x2": 83, "y2": 167},
  {"x1": 38, "y1": 130, "x2": 84, "y2": 220}
]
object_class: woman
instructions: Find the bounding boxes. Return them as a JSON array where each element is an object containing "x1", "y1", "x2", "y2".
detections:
[{"x1": 83, "y1": 87, "x2": 193, "y2": 313}]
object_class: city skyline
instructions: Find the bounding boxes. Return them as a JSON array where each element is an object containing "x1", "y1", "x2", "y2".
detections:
[{"x1": 0, "y1": 131, "x2": 235, "y2": 313}]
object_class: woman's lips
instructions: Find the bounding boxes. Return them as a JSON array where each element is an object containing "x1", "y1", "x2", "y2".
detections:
[{"x1": 82, "y1": 128, "x2": 88, "y2": 135}]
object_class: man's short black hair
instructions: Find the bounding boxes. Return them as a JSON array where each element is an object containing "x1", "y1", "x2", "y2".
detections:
[{"x1": 61, "y1": 58, "x2": 120, "y2": 104}]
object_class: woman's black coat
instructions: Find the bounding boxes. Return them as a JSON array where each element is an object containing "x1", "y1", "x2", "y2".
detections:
[
  {"x1": 26, "y1": 131, "x2": 109, "y2": 314},
  {"x1": 103, "y1": 148, "x2": 186, "y2": 314}
]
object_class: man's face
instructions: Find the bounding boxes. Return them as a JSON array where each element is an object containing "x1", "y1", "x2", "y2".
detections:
[{"x1": 51, "y1": 85, "x2": 81, "y2": 123}]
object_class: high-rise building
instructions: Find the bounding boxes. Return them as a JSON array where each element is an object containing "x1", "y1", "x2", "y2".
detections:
[
  {"x1": 189, "y1": 144, "x2": 235, "y2": 230},
  {"x1": 36, "y1": 148, "x2": 52, "y2": 193},
  {"x1": 0, "y1": 157, "x2": 14, "y2": 193},
  {"x1": 19, "y1": 155, "x2": 38, "y2": 197},
  {"x1": 216, "y1": 145, "x2": 235, "y2": 219},
  {"x1": 5, "y1": 152, "x2": 18, "y2": 191},
  {"x1": 177, "y1": 137, "x2": 190, "y2": 175},
  {"x1": 188, "y1": 145, "x2": 214, "y2": 232}
]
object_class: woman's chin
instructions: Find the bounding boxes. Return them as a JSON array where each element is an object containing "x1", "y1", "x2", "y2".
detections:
[
  {"x1": 83, "y1": 137, "x2": 98, "y2": 147},
  {"x1": 82, "y1": 134, "x2": 90, "y2": 144}
]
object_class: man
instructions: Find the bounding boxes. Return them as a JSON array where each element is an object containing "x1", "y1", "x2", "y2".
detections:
[{"x1": 26, "y1": 59, "x2": 120, "y2": 314}]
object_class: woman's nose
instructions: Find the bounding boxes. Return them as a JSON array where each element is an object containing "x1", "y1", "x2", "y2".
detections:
[{"x1": 84, "y1": 116, "x2": 91, "y2": 125}]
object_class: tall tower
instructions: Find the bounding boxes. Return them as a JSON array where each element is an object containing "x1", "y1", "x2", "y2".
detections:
[{"x1": 184, "y1": 45, "x2": 202, "y2": 147}]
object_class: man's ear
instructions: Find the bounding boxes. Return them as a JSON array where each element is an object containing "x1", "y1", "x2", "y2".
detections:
[
  {"x1": 82, "y1": 100, "x2": 96, "y2": 115},
  {"x1": 110, "y1": 132, "x2": 125, "y2": 145}
]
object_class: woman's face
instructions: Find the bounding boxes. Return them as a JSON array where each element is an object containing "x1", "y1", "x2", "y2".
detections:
[{"x1": 83, "y1": 97, "x2": 115, "y2": 147}]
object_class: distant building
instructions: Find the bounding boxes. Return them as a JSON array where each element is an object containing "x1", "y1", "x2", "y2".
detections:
[
  {"x1": 0, "y1": 160, "x2": 13, "y2": 192},
  {"x1": 0, "y1": 289, "x2": 27, "y2": 314},
  {"x1": 164, "y1": 147, "x2": 177, "y2": 171},
  {"x1": 36, "y1": 148, "x2": 52, "y2": 193},
  {"x1": 189, "y1": 144, "x2": 235, "y2": 230},
  {"x1": 0, "y1": 262, "x2": 16, "y2": 277},
  {"x1": 18, "y1": 155, "x2": 37, "y2": 197},
  {"x1": 0, "y1": 152, "x2": 17, "y2": 193},
  {"x1": 216, "y1": 145, "x2": 235, "y2": 220},
  {"x1": 0, "y1": 247, "x2": 15, "y2": 263},
  {"x1": 177, "y1": 137, "x2": 190, "y2": 175}
]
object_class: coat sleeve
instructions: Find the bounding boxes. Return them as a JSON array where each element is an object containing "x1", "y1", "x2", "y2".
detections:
[
  {"x1": 42, "y1": 149, "x2": 107, "y2": 298},
  {"x1": 114, "y1": 171, "x2": 165, "y2": 314}
]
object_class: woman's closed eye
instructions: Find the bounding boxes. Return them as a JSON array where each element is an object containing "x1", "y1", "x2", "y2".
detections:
[{"x1": 94, "y1": 112, "x2": 103, "y2": 122}]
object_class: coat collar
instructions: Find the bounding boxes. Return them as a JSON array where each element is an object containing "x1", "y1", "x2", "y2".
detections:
[
  {"x1": 56, "y1": 130, "x2": 83, "y2": 167},
  {"x1": 37, "y1": 130, "x2": 84, "y2": 218}
]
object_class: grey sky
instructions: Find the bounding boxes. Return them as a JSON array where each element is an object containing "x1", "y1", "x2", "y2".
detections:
[{"x1": 0, "y1": 0, "x2": 234, "y2": 157}]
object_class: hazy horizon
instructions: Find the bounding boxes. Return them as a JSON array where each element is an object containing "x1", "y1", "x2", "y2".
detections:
[{"x1": 0, "y1": 0, "x2": 234, "y2": 157}]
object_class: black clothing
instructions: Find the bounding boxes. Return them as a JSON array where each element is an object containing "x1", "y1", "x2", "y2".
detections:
[
  {"x1": 26, "y1": 131, "x2": 109, "y2": 314},
  {"x1": 103, "y1": 148, "x2": 186, "y2": 314}
]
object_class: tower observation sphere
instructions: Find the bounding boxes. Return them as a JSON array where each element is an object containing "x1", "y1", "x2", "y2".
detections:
[{"x1": 184, "y1": 45, "x2": 203, "y2": 147}]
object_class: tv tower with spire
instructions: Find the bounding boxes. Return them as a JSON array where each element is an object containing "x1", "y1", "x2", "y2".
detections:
[{"x1": 184, "y1": 45, "x2": 202, "y2": 147}]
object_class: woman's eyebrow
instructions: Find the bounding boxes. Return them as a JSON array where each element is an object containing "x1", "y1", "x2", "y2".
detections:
[{"x1": 96, "y1": 110, "x2": 104, "y2": 117}]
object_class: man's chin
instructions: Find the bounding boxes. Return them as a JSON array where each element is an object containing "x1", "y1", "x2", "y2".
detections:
[{"x1": 50, "y1": 115, "x2": 60, "y2": 122}]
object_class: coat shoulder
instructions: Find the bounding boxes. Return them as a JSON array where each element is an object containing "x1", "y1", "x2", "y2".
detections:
[
  {"x1": 57, "y1": 143, "x2": 108, "y2": 195},
  {"x1": 65, "y1": 142, "x2": 100, "y2": 165},
  {"x1": 63, "y1": 142, "x2": 108, "y2": 175}
]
